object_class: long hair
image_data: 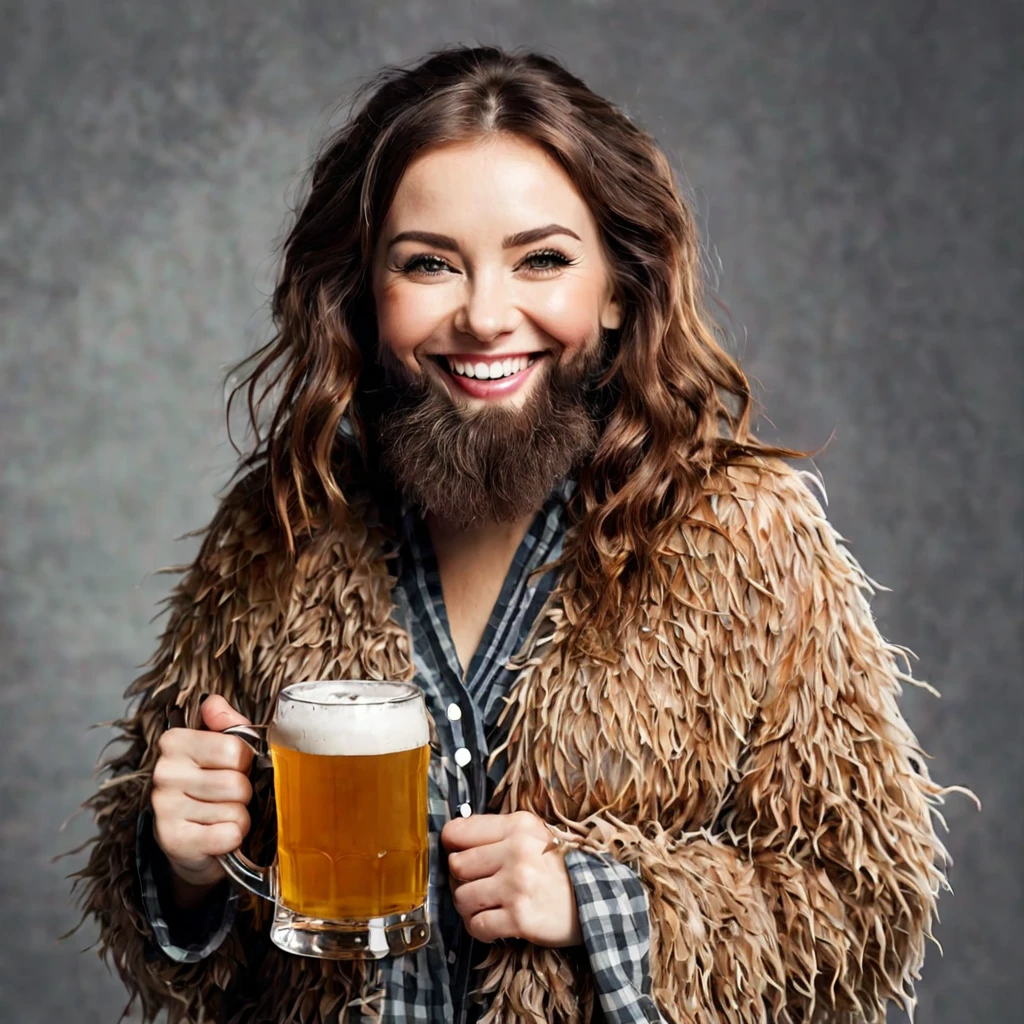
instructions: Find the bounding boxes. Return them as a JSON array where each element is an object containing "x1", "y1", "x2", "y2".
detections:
[{"x1": 225, "y1": 44, "x2": 820, "y2": 653}]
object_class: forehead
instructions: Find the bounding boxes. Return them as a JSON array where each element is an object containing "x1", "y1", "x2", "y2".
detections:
[{"x1": 383, "y1": 135, "x2": 595, "y2": 233}]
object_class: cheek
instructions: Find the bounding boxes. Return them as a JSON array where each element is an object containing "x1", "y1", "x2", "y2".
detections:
[
  {"x1": 529, "y1": 282, "x2": 604, "y2": 356},
  {"x1": 374, "y1": 285, "x2": 448, "y2": 366}
]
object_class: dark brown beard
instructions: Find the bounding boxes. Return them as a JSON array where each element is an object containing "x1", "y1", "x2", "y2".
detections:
[{"x1": 360, "y1": 341, "x2": 605, "y2": 527}]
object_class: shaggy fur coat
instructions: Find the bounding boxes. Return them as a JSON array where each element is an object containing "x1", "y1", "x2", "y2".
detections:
[{"x1": 70, "y1": 454, "x2": 961, "y2": 1023}]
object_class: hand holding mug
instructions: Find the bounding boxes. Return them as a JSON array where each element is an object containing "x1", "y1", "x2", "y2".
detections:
[{"x1": 150, "y1": 696, "x2": 255, "y2": 891}]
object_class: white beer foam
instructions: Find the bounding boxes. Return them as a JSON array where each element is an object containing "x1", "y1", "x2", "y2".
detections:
[{"x1": 270, "y1": 680, "x2": 429, "y2": 757}]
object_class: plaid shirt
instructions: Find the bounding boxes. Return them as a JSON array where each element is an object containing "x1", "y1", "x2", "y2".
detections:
[{"x1": 136, "y1": 475, "x2": 664, "y2": 1023}]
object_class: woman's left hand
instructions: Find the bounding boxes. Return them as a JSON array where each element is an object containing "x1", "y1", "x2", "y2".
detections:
[{"x1": 440, "y1": 810, "x2": 582, "y2": 947}]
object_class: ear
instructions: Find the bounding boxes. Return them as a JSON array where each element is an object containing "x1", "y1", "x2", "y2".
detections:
[{"x1": 600, "y1": 291, "x2": 623, "y2": 331}]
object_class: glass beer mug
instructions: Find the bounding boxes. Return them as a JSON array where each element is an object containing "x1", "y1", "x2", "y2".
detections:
[{"x1": 219, "y1": 679, "x2": 431, "y2": 959}]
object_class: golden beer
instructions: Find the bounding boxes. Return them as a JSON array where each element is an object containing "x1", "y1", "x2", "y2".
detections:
[
  {"x1": 271, "y1": 742, "x2": 429, "y2": 919},
  {"x1": 267, "y1": 680, "x2": 430, "y2": 923}
]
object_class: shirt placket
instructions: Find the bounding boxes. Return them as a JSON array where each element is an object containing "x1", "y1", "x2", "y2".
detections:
[
  {"x1": 442, "y1": 685, "x2": 489, "y2": 1024},
  {"x1": 403, "y1": 514, "x2": 491, "y2": 1024},
  {"x1": 399, "y1": 490, "x2": 570, "y2": 1024}
]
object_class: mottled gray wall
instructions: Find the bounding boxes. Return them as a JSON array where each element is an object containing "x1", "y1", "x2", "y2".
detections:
[{"x1": 1, "y1": 1, "x2": 1019, "y2": 1021}]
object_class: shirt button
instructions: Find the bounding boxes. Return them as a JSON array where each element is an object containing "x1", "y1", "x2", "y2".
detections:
[
  {"x1": 454, "y1": 747, "x2": 472, "y2": 767},
  {"x1": 446, "y1": 703, "x2": 462, "y2": 721},
  {"x1": 459, "y1": 803, "x2": 472, "y2": 818}
]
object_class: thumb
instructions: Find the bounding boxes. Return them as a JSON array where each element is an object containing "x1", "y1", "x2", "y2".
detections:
[{"x1": 200, "y1": 694, "x2": 252, "y2": 733}]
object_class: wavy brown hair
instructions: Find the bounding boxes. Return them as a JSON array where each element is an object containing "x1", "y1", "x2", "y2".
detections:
[{"x1": 225, "y1": 44, "x2": 821, "y2": 653}]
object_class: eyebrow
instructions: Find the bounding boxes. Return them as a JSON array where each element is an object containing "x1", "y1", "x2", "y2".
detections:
[{"x1": 385, "y1": 222, "x2": 583, "y2": 251}]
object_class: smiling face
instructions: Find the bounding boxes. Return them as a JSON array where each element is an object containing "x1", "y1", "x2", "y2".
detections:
[
  {"x1": 362, "y1": 134, "x2": 622, "y2": 526},
  {"x1": 371, "y1": 134, "x2": 622, "y2": 411}
]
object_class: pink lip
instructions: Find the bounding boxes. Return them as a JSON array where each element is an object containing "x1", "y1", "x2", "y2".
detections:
[{"x1": 438, "y1": 355, "x2": 545, "y2": 400}]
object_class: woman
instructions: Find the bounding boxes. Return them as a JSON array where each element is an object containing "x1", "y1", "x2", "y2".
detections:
[{"x1": 70, "y1": 45, "x2": 968, "y2": 1024}]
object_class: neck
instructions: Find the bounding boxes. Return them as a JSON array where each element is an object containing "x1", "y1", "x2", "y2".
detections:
[
  {"x1": 425, "y1": 508, "x2": 537, "y2": 559},
  {"x1": 423, "y1": 506, "x2": 541, "y2": 678}
]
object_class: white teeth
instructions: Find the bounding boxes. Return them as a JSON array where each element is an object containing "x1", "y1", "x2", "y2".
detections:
[{"x1": 445, "y1": 355, "x2": 537, "y2": 380}]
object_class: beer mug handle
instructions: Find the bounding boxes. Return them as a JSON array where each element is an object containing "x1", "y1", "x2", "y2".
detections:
[{"x1": 217, "y1": 724, "x2": 275, "y2": 902}]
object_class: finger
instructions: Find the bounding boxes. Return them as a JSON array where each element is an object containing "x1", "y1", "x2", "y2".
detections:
[
  {"x1": 466, "y1": 907, "x2": 519, "y2": 944},
  {"x1": 187, "y1": 801, "x2": 251, "y2": 839},
  {"x1": 184, "y1": 767, "x2": 252, "y2": 804},
  {"x1": 441, "y1": 813, "x2": 521, "y2": 852},
  {"x1": 451, "y1": 876, "x2": 504, "y2": 920},
  {"x1": 153, "y1": 758, "x2": 252, "y2": 803},
  {"x1": 191, "y1": 732, "x2": 254, "y2": 773},
  {"x1": 447, "y1": 841, "x2": 507, "y2": 882},
  {"x1": 159, "y1": 730, "x2": 253, "y2": 772},
  {"x1": 155, "y1": 790, "x2": 252, "y2": 832},
  {"x1": 201, "y1": 695, "x2": 252, "y2": 733},
  {"x1": 156, "y1": 818, "x2": 246, "y2": 861}
]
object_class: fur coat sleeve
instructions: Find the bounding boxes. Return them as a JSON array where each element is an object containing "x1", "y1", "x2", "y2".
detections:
[
  {"x1": 66, "y1": 478, "x2": 414, "y2": 1023},
  {"x1": 67, "y1": 492, "x2": 263, "y2": 1023},
  {"x1": 484, "y1": 461, "x2": 972, "y2": 1024}
]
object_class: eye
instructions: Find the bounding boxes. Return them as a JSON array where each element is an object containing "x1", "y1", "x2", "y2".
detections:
[
  {"x1": 521, "y1": 248, "x2": 576, "y2": 274},
  {"x1": 398, "y1": 254, "x2": 452, "y2": 276},
  {"x1": 395, "y1": 248, "x2": 578, "y2": 278}
]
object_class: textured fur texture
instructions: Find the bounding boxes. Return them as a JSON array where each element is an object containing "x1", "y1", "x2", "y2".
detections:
[{"x1": 68, "y1": 455, "x2": 965, "y2": 1023}]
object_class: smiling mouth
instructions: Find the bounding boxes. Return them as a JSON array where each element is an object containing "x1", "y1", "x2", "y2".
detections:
[{"x1": 430, "y1": 353, "x2": 546, "y2": 381}]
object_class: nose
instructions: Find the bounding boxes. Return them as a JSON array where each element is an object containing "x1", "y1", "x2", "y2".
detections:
[{"x1": 452, "y1": 267, "x2": 519, "y2": 344}]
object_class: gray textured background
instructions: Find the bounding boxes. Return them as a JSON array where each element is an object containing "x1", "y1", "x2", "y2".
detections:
[{"x1": 1, "y1": 2, "x2": 1019, "y2": 1021}]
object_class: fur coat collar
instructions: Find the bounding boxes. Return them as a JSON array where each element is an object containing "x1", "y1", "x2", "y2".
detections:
[{"x1": 70, "y1": 455, "x2": 962, "y2": 1024}]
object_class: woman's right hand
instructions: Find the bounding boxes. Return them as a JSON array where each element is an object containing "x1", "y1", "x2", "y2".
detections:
[{"x1": 151, "y1": 695, "x2": 255, "y2": 892}]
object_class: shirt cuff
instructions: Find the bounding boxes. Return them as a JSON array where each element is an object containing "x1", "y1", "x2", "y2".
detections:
[
  {"x1": 564, "y1": 848, "x2": 665, "y2": 1024},
  {"x1": 135, "y1": 806, "x2": 238, "y2": 963}
]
